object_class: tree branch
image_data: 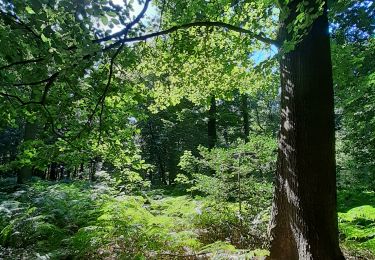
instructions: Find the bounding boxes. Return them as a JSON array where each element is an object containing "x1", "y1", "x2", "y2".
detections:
[
  {"x1": 97, "y1": 43, "x2": 125, "y2": 144},
  {"x1": 41, "y1": 103, "x2": 79, "y2": 148},
  {"x1": 0, "y1": 72, "x2": 58, "y2": 105},
  {"x1": 75, "y1": 43, "x2": 125, "y2": 141},
  {"x1": 0, "y1": 58, "x2": 45, "y2": 71},
  {"x1": 94, "y1": 0, "x2": 151, "y2": 43},
  {"x1": 71, "y1": 1, "x2": 152, "y2": 138},
  {"x1": 40, "y1": 72, "x2": 59, "y2": 104},
  {"x1": 2, "y1": 73, "x2": 59, "y2": 87},
  {"x1": 0, "y1": 92, "x2": 37, "y2": 105},
  {"x1": 0, "y1": 10, "x2": 40, "y2": 40},
  {"x1": 104, "y1": 21, "x2": 279, "y2": 51},
  {"x1": 0, "y1": 92, "x2": 46, "y2": 106}
]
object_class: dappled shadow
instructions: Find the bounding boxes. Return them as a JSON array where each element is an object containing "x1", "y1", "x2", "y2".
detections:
[
  {"x1": 338, "y1": 190, "x2": 375, "y2": 212},
  {"x1": 337, "y1": 190, "x2": 375, "y2": 255},
  {"x1": 338, "y1": 203, "x2": 375, "y2": 256}
]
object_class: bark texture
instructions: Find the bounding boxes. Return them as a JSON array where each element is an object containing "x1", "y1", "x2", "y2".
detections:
[{"x1": 268, "y1": 1, "x2": 344, "y2": 259}]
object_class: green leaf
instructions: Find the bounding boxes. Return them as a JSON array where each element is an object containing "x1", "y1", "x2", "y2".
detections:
[
  {"x1": 107, "y1": 11, "x2": 117, "y2": 17},
  {"x1": 25, "y1": 6, "x2": 36, "y2": 14},
  {"x1": 112, "y1": 18, "x2": 120, "y2": 25},
  {"x1": 101, "y1": 15, "x2": 109, "y2": 26},
  {"x1": 41, "y1": 34, "x2": 49, "y2": 43}
]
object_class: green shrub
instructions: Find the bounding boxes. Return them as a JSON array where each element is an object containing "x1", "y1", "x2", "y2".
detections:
[
  {"x1": 178, "y1": 135, "x2": 276, "y2": 203},
  {"x1": 193, "y1": 200, "x2": 270, "y2": 249}
]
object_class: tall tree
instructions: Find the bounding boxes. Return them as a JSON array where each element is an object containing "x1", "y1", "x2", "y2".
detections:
[{"x1": 268, "y1": 0, "x2": 344, "y2": 258}]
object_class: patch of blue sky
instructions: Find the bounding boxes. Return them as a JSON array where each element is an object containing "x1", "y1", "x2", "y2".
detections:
[{"x1": 252, "y1": 45, "x2": 278, "y2": 65}]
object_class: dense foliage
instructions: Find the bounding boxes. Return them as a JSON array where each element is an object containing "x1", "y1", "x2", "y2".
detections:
[{"x1": 0, "y1": 0, "x2": 373, "y2": 259}]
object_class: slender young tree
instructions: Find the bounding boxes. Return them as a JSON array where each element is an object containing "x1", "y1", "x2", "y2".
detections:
[
  {"x1": 268, "y1": 0, "x2": 344, "y2": 258},
  {"x1": 240, "y1": 94, "x2": 250, "y2": 142},
  {"x1": 207, "y1": 95, "x2": 217, "y2": 149}
]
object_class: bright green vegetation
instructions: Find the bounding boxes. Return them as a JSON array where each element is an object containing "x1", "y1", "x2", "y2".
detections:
[
  {"x1": 338, "y1": 190, "x2": 375, "y2": 258},
  {"x1": 0, "y1": 0, "x2": 374, "y2": 258},
  {"x1": 1, "y1": 178, "x2": 374, "y2": 259},
  {"x1": 0, "y1": 180, "x2": 271, "y2": 259}
]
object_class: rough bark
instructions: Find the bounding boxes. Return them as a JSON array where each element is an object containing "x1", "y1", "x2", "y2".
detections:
[
  {"x1": 207, "y1": 95, "x2": 217, "y2": 149},
  {"x1": 268, "y1": 1, "x2": 344, "y2": 259}
]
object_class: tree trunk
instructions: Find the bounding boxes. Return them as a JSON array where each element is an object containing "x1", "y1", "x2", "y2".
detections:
[
  {"x1": 207, "y1": 95, "x2": 217, "y2": 149},
  {"x1": 268, "y1": 1, "x2": 344, "y2": 259},
  {"x1": 240, "y1": 94, "x2": 250, "y2": 142},
  {"x1": 157, "y1": 153, "x2": 167, "y2": 185},
  {"x1": 167, "y1": 150, "x2": 178, "y2": 185},
  {"x1": 89, "y1": 159, "x2": 96, "y2": 181},
  {"x1": 72, "y1": 166, "x2": 77, "y2": 179},
  {"x1": 17, "y1": 90, "x2": 38, "y2": 184},
  {"x1": 79, "y1": 163, "x2": 84, "y2": 179},
  {"x1": 49, "y1": 162, "x2": 58, "y2": 181},
  {"x1": 59, "y1": 165, "x2": 64, "y2": 180}
]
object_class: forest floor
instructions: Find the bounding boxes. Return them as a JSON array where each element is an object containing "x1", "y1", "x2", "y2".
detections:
[{"x1": 0, "y1": 179, "x2": 374, "y2": 259}]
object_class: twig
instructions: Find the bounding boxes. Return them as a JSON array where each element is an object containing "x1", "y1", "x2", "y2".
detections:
[
  {"x1": 94, "y1": 0, "x2": 151, "y2": 43},
  {"x1": 0, "y1": 10, "x2": 40, "y2": 40},
  {"x1": 0, "y1": 92, "x2": 39, "y2": 105},
  {"x1": 41, "y1": 103, "x2": 79, "y2": 148},
  {"x1": 40, "y1": 72, "x2": 59, "y2": 104},
  {"x1": 0, "y1": 72, "x2": 58, "y2": 107},
  {"x1": 2, "y1": 72, "x2": 59, "y2": 87},
  {"x1": 97, "y1": 43, "x2": 125, "y2": 144}
]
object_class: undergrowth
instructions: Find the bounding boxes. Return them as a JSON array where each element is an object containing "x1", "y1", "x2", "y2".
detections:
[
  {"x1": 0, "y1": 180, "x2": 269, "y2": 259},
  {"x1": 0, "y1": 179, "x2": 374, "y2": 259}
]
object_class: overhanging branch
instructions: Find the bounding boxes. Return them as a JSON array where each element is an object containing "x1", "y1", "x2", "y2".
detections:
[
  {"x1": 0, "y1": 72, "x2": 58, "y2": 105},
  {"x1": 0, "y1": 58, "x2": 44, "y2": 71},
  {"x1": 1, "y1": 72, "x2": 59, "y2": 87},
  {"x1": 104, "y1": 21, "x2": 279, "y2": 51},
  {"x1": 0, "y1": 10, "x2": 40, "y2": 40},
  {"x1": 97, "y1": 43, "x2": 124, "y2": 144}
]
